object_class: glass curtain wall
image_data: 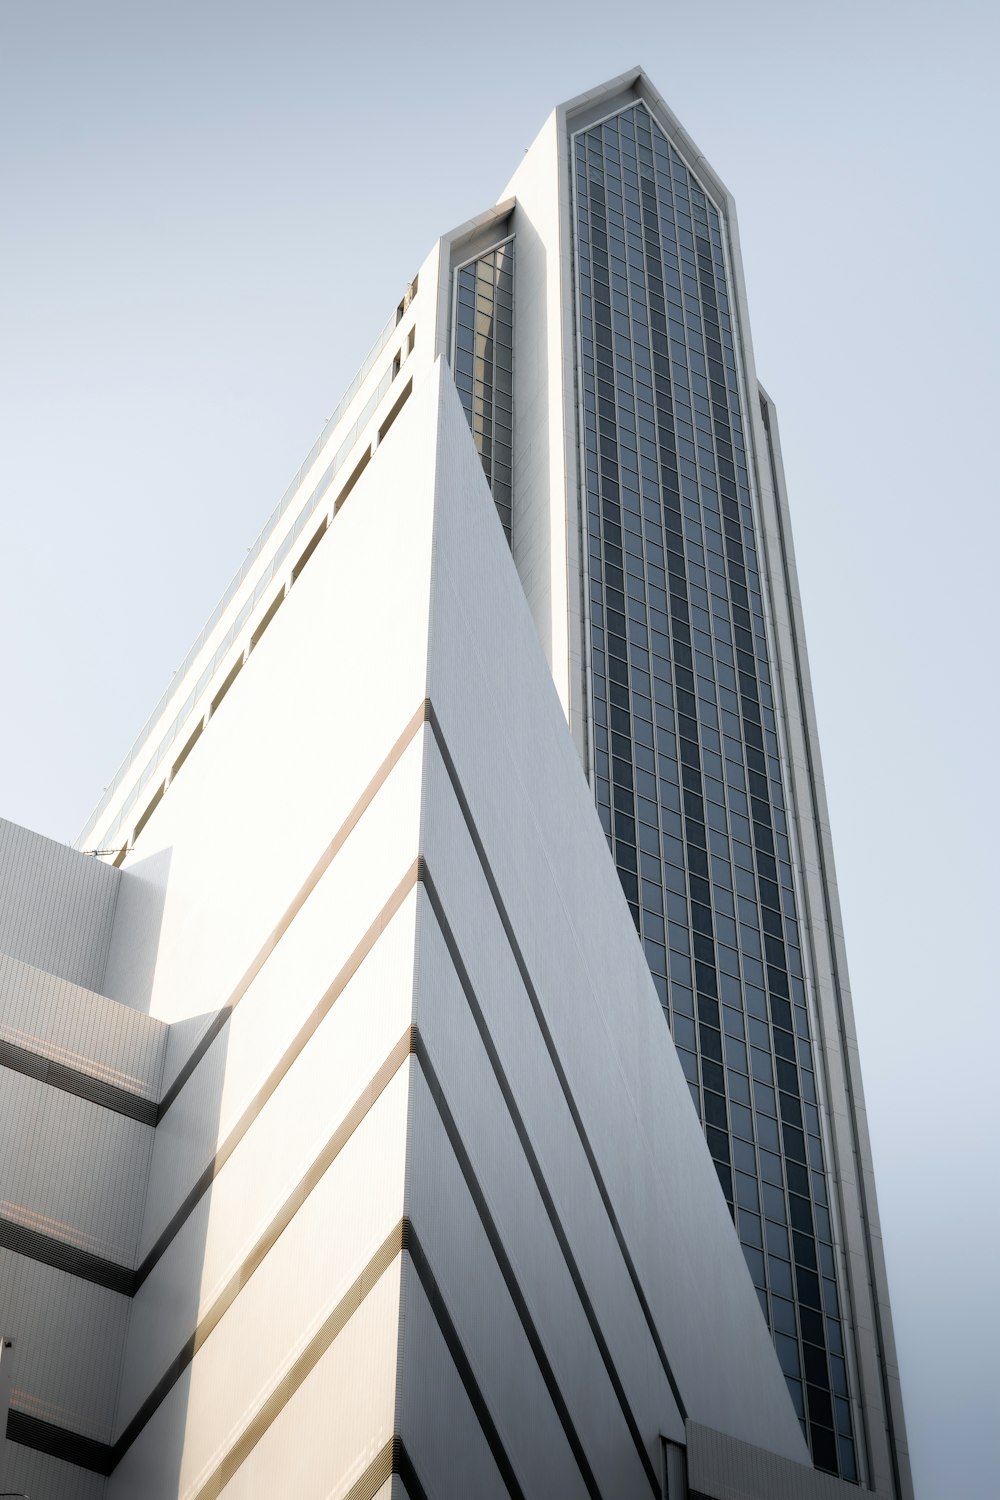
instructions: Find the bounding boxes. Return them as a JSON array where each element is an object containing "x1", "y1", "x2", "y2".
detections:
[
  {"x1": 453, "y1": 241, "x2": 515, "y2": 545},
  {"x1": 572, "y1": 101, "x2": 857, "y2": 1482}
]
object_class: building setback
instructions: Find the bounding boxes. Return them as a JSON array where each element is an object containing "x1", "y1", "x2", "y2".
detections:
[{"x1": 0, "y1": 69, "x2": 911, "y2": 1500}]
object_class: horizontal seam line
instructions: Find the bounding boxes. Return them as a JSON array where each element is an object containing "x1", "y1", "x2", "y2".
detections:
[
  {"x1": 112, "y1": 1027, "x2": 417, "y2": 1458},
  {"x1": 5, "y1": 1224, "x2": 408, "y2": 1479},
  {"x1": 0, "y1": 1039, "x2": 157, "y2": 1124},
  {"x1": 0, "y1": 1217, "x2": 134, "y2": 1293},
  {"x1": 182, "y1": 1220, "x2": 409, "y2": 1500},
  {"x1": 0, "y1": 862, "x2": 423, "y2": 1297},
  {"x1": 133, "y1": 858, "x2": 421, "y2": 1291},
  {"x1": 154, "y1": 698, "x2": 430, "y2": 1123}
]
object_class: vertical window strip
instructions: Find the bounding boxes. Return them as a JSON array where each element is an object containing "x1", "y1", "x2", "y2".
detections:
[
  {"x1": 452, "y1": 242, "x2": 515, "y2": 547},
  {"x1": 572, "y1": 100, "x2": 856, "y2": 1483}
]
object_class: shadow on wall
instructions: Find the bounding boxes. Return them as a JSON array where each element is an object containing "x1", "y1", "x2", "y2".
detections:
[
  {"x1": 0, "y1": 835, "x2": 229, "y2": 1499},
  {"x1": 105, "y1": 995, "x2": 230, "y2": 1500},
  {"x1": 0, "y1": 995, "x2": 227, "y2": 1498},
  {"x1": 101, "y1": 846, "x2": 172, "y2": 1016},
  {"x1": 509, "y1": 203, "x2": 554, "y2": 671}
]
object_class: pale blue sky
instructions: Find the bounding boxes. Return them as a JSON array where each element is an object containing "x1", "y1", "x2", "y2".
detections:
[{"x1": 2, "y1": 2, "x2": 997, "y2": 1493}]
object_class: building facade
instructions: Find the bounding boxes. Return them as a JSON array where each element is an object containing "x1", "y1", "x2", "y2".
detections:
[
  {"x1": 0, "y1": 70, "x2": 910, "y2": 1500},
  {"x1": 444, "y1": 72, "x2": 911, "y2": 1497}
]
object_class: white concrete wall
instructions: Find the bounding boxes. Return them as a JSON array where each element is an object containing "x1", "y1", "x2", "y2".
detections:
[
  {"x1": 213, "y1": 1259, "x2": 402, "y2": 1500},
  {"x1": 102, "y1": 364, "x2": 436, "y2": 1046},
  {"x1": 128, "y1": 746, "x2": 422, "y2": 1266},
  {"x1": 396, "y1": 1261, "x2": 511, "y2": 1500},
  {"x1": 78, "y1": 283, "x2": 422, "y2": 859},
  {"x1": 102, "y1": 376, "x2": 440, "y2": 1497},
  {"x1": 104, "y1": 364, "x2": 811, "y2": 1499},
  {"x1": 108, "y1": 1071, "x2": 410, "y2": 1500},
  {"x1": 105, "y1": 363, "x2": 812, "y2": 1500},
  {"x1": 499, "y1": 114, "x2": 589, "y2": 772},
  {"x1": 416, "y1": 365, "x2": 809, "y2": 1468},
  {"x1": 116, "y1": 892, "x2": 418, "y2": 1433},
  {"x1": 2, "y1": 368, "x2": 439, "y2": 1498},
  {"x1": 407, "y1": 907, "x2": 662, "y2": 1496}
]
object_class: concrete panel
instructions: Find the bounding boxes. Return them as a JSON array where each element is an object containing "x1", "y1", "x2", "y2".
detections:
[
  {"x1": 2, "y1": 1440, "x2": 107, "y2": 1500},
  {"x1": 396, "y1": 1259, "x2": 511, "y2": 1500},
  {"x1": 0, "y1": 1250, "x2": 129, "y2": 1443},
  {"x1": 0, "y1": 953, "x2": 165, "y2": 1102},
  {"x1": 412, "y1": 881, "x2": 676, "y2": 1486},
  {"x1": 102, "y1": 373, "x2": 438, "y2": 1035},
  {"x1": 77, "y1": 283, "x2": 421, "y2": 861},
  {"x1": 108, "y1": 1067, "x2": 411, "y2": 1497},
  {"x1": 687, "y1": 1419, "x2": 869, "y2": 1500},
  {"x1": 406, "y1": 1061, "x2": 600, "y2": 1497},
  {"x1": 500, "y1": 112, "x2": 588, "y2": 763},
  {"x1": 0, "y1": 821, "x2": 119, "y2": 992},
  {"x1": 0, "y1": 1070, "x2": 153, "y2": 1264},
  {"x1": 133, "y1": 734, "x2": 423, "y2": 1260},
  {"x1": 117, "y1": 894, "x2": 417, "y2": 1429},
  {"x1": 215, "y1": 1261, "x2": 401, "y2": 1500}
]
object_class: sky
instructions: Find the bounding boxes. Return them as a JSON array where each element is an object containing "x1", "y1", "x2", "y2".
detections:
[{"x1": 1, "y1": 1, "x2": 997, "y2": 1493}]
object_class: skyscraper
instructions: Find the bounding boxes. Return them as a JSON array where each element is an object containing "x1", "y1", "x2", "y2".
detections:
[
  {"x1": 450, "y1": 72, "x2": 911, "y2": 1496},
  {"x1": 0, "y1": 69, "x2": 910, "y2": 1500}
]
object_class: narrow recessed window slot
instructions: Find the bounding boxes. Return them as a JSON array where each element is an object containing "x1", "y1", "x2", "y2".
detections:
[
  {"x1": 291, "y1": 517, "x2": 328, "y2": 583},
  {"x1": 378, "y1": 378, "x2": 413, "y2": 443},
  {"x1": 250, "y1": 586, "x2": 286, "y2": 649},
  {"x1": 132, "y1": 782, "x2": 165, "y2": 843},
  {"x1": 407, "y1": 326, "x2": 416, "y2": 355},
  {"x1": 171, "y1": 717, "x2": 205, "y2": 780},
  {"x1": 396, "y1": 274, "x2": 418, "y2": 323},
  {"x1": 334, "y1": 445, "x2": 372, "y2": 515},
  {"x1": 210, "y1": 654, "x2": 244, "y2": 715}
]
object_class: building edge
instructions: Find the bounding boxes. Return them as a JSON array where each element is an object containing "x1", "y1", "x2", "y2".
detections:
[
  {"x1": 754, "y1": 386, "x2": 914, "y2": 1500},
  {"x1": 525, "y1": 69, "x2": 912, "y2": 1498}
]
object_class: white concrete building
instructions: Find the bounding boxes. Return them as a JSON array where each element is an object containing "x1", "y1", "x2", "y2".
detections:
[{"x1": 0, "y1": 71, "x2": 910, "y2": 1500}]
